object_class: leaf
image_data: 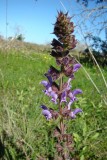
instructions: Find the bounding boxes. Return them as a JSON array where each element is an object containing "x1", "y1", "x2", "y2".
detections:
[
  {"x1": 83, "y1": 122, "x2": 87, "y2": 136},
  {"x1": 73, "y1": 133, "x2": 81, "y2": 142},
  {"x1": 80, "y1": 155, "x2": 85, "y2": 160},
  {"x1": 18, "y1": 95, "x2": 24, "y2": 101},
  {"x1": 82, "y1": 146, "x2": 87, "y2": 151},
  {"x1": 91, "y1": 133, "x2": 99, "y2": 140}
]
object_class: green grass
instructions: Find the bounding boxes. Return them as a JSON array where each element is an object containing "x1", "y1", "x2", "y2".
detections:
[{"x1": 0, "y1": 50, "x2": 107, "y2": 159}]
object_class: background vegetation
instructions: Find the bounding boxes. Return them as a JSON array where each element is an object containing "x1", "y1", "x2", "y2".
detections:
[{"x1": 0, "y1": 38, "x2": 107, "y2": 159}]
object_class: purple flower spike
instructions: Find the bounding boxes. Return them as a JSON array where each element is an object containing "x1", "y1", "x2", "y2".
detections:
[
  {"x1": 73, "y1": 63, "x2": 81, "y2": 72},
  {"x1": 40, "y1": 105, "x2": 52, "y2": 120},
  {"x1": 72, "y1": 89, "x2": 82, "y2": 96},
  {"x1": 69, "y1": 108, "x2": 82, "y2": 118}
]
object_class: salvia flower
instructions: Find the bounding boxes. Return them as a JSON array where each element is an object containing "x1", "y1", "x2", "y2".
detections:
[
  {"x1": 40, "y1": 11, "x2": 83, "y2": 158},
  {"x1": 51, "y1": 12, "x2": 77, "y2": 60},
  {"x1": 64, "y1": 63, "x2": 81, "y2": 77},
  {"x1": 73, "y1": 63, "x2": 81, "y2": 72},
  {"x1": 40, "y1": 105, "x2": 59, "y2": 120},
  {"x1": 45, "y1": 65, "x2": 60, "y2": 81},
  {"x1": 69, "y1": 108, "x2": 82, "y2": 119},
  {"x1": 61, "y1": 91, "x2": 67, "y2": 103},
  {"x1": 61, "y1": 106, "x2": 82, "y2": 119},
  {"x1": 61, "y1": 79, "x2": 82, "y2": 108},
  {"x1": 40, "y1": 105, "x2": 52, "y2": 120},
  {"x1": 40, "y1": 11, "x2": 82, "y2": 159},
  {"x1": 54, "y1": 12, "x2": 74, "y2": 40},
  {"x1": 40, "y1": 11, "x2": 82, "y2": 119},
  {"x1": 41, "y1": 76, "x2": 59, "y2": 104},
  {"x1": 67, "y1": 89, "x2": 82, "y2": 109},
  {"x1": 56, "y1": 55, "x2": 76, "y2": 66}
]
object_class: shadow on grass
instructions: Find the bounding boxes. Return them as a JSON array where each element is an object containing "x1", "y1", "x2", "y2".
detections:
[{"x1": 0, "y1": 140, "x2": 5, "y2": 159}]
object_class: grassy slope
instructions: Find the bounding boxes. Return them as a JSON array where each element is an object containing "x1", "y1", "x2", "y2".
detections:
[{"x1": 0, "y1": 51, "x2": 107, "y2": 159}]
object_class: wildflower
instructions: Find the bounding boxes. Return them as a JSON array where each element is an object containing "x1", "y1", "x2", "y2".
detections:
[
  {"x1": 64, "y1": 63, "x2": 81, "y2": 77},
  {"x1": 40, "y1": 105, "x2": 52, "y2": 120},
  {"x1": 40, "y1": 11, "x2": 83, "y2": 159},
  {"x1": 40, "y1": 105, "x2": 59, "y2": 120},
  {"x1": 73, "y1": 63, "x2": 81, "y2": 72},
  {"x1": 50, "y1": 91, "x2": 58, "y2": 104},
  {"x1": 56, "y1": 55, "x2": 75, "y2": 66},
  {"x1": 61, "y1": 106, "x2": 82, "y2": 119},
  {"x1": 41, "y1": 76, "x2": 59, "y2": 104},
  {"x1": 45, "y1": 65, "x2": 60, "y2": 81},
  {"x1": 61, "y1": 86, "x2": 82, "y2": 109},
  {"x1": 69, "y1": 108, "x2": 82, "y2": 119},
  {"x1": 41, "y1": 80, "x2": 52, "y2": 96},
  {"x1": 61, "y1": 91, "x2": 67, "y2": 103},
  {"x1": 68, "y1": 89, "x2": 82, "y2": 109}
]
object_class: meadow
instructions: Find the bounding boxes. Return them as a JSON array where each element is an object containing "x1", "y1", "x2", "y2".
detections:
[{"x1": 0, "y1": 49, "x2": 107, "y2": 160}]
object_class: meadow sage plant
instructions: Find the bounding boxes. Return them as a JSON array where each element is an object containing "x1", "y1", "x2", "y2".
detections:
[{"x1": 40, "y1": 11, "x2": 82, "y2": 159}]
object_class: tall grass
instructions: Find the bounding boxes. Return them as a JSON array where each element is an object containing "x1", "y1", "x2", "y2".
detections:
[{"x1": 0, "y1": 50, "x2": 107, "y2": 159}]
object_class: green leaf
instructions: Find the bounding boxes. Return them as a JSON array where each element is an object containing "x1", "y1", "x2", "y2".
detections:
[
  {"x1": 91, "y1": 133, "x2": 99, "y2": 140},
  {"x1": 73, "y1": 133, "x2": 81, "y2": 142},
  {"x1": 83, "y1": 122, "x2": 87, "y2": 136},
  {"x1": 80, "y1": 155, "x2": 85, "y2": 160}
]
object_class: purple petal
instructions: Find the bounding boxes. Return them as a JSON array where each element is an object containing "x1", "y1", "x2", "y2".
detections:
[
  {"x1": 42, "y1": 110, "x2": 52, "y2": 120},
  {"x1": 73, "y1": 63, "x2": 81, "y2": 72},
  {"x1": 61, "y1": 91, "x2": 67, "y2": 103},
  {"x1": 40, "y1": 105, "x2": 52, "y2": 120},
  {"x1": 69, "y1": 108, "x2": 82, "y2": 119},
  {"x1": 67, "y1": 100, "x2": 74, "y2": 110},
  {"x1": 46, "y1": 83, "x2": 51, "y2": 89},
  {"x1": 66, "y1": 78, "x2": 72, "y2": 90},
  {"x1": 40, "y1": 105, "x2": 48, "y2": 110},
  {"x1": 72, "y1": 89, "x2": 82, "y2": 96},
  {"x1": 69, "y1": 112, "x2": 76, "y2": 118},
  {"x1": 46, "y1": 66, "x2": 60, "y2": 81},
  {"x1": 68, "y1": 92, "x2": 73, "y2": 98},
  {"x1": 68, "y1": 92, "x2": 76, "y2": 101},
  {"x1": 41, "y1": 81, "x2": 48, "y2": 87},
  {"x1": 45, "y1": 74, "x2": 52, "y2": 85},
  {"x1": 73, "y1": 108, "x2": 82, "y2": 115},
  {"x1": 50, "y1": 91, "x2": 58, "y2": 104},
  {"x1": 70, "y1": 74, "x2": 75, "y2": 79},
  {"x1": 41, "y1": 78, "x2": 52, "y2": 91},
  {"x1": 44, "y1": 86, "x2": 52, "y2": 96},
  {"x1": 67, "y1": 78, "x2": 72, "y2": 85}
]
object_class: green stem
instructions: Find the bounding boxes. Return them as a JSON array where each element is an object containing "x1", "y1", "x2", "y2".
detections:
[
  {"x1": 59, "y1": 65, "x2": 69, "y2": 159},
  {"x1": 59, "y1": 65, "x2": 64, "y2": 134}
]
